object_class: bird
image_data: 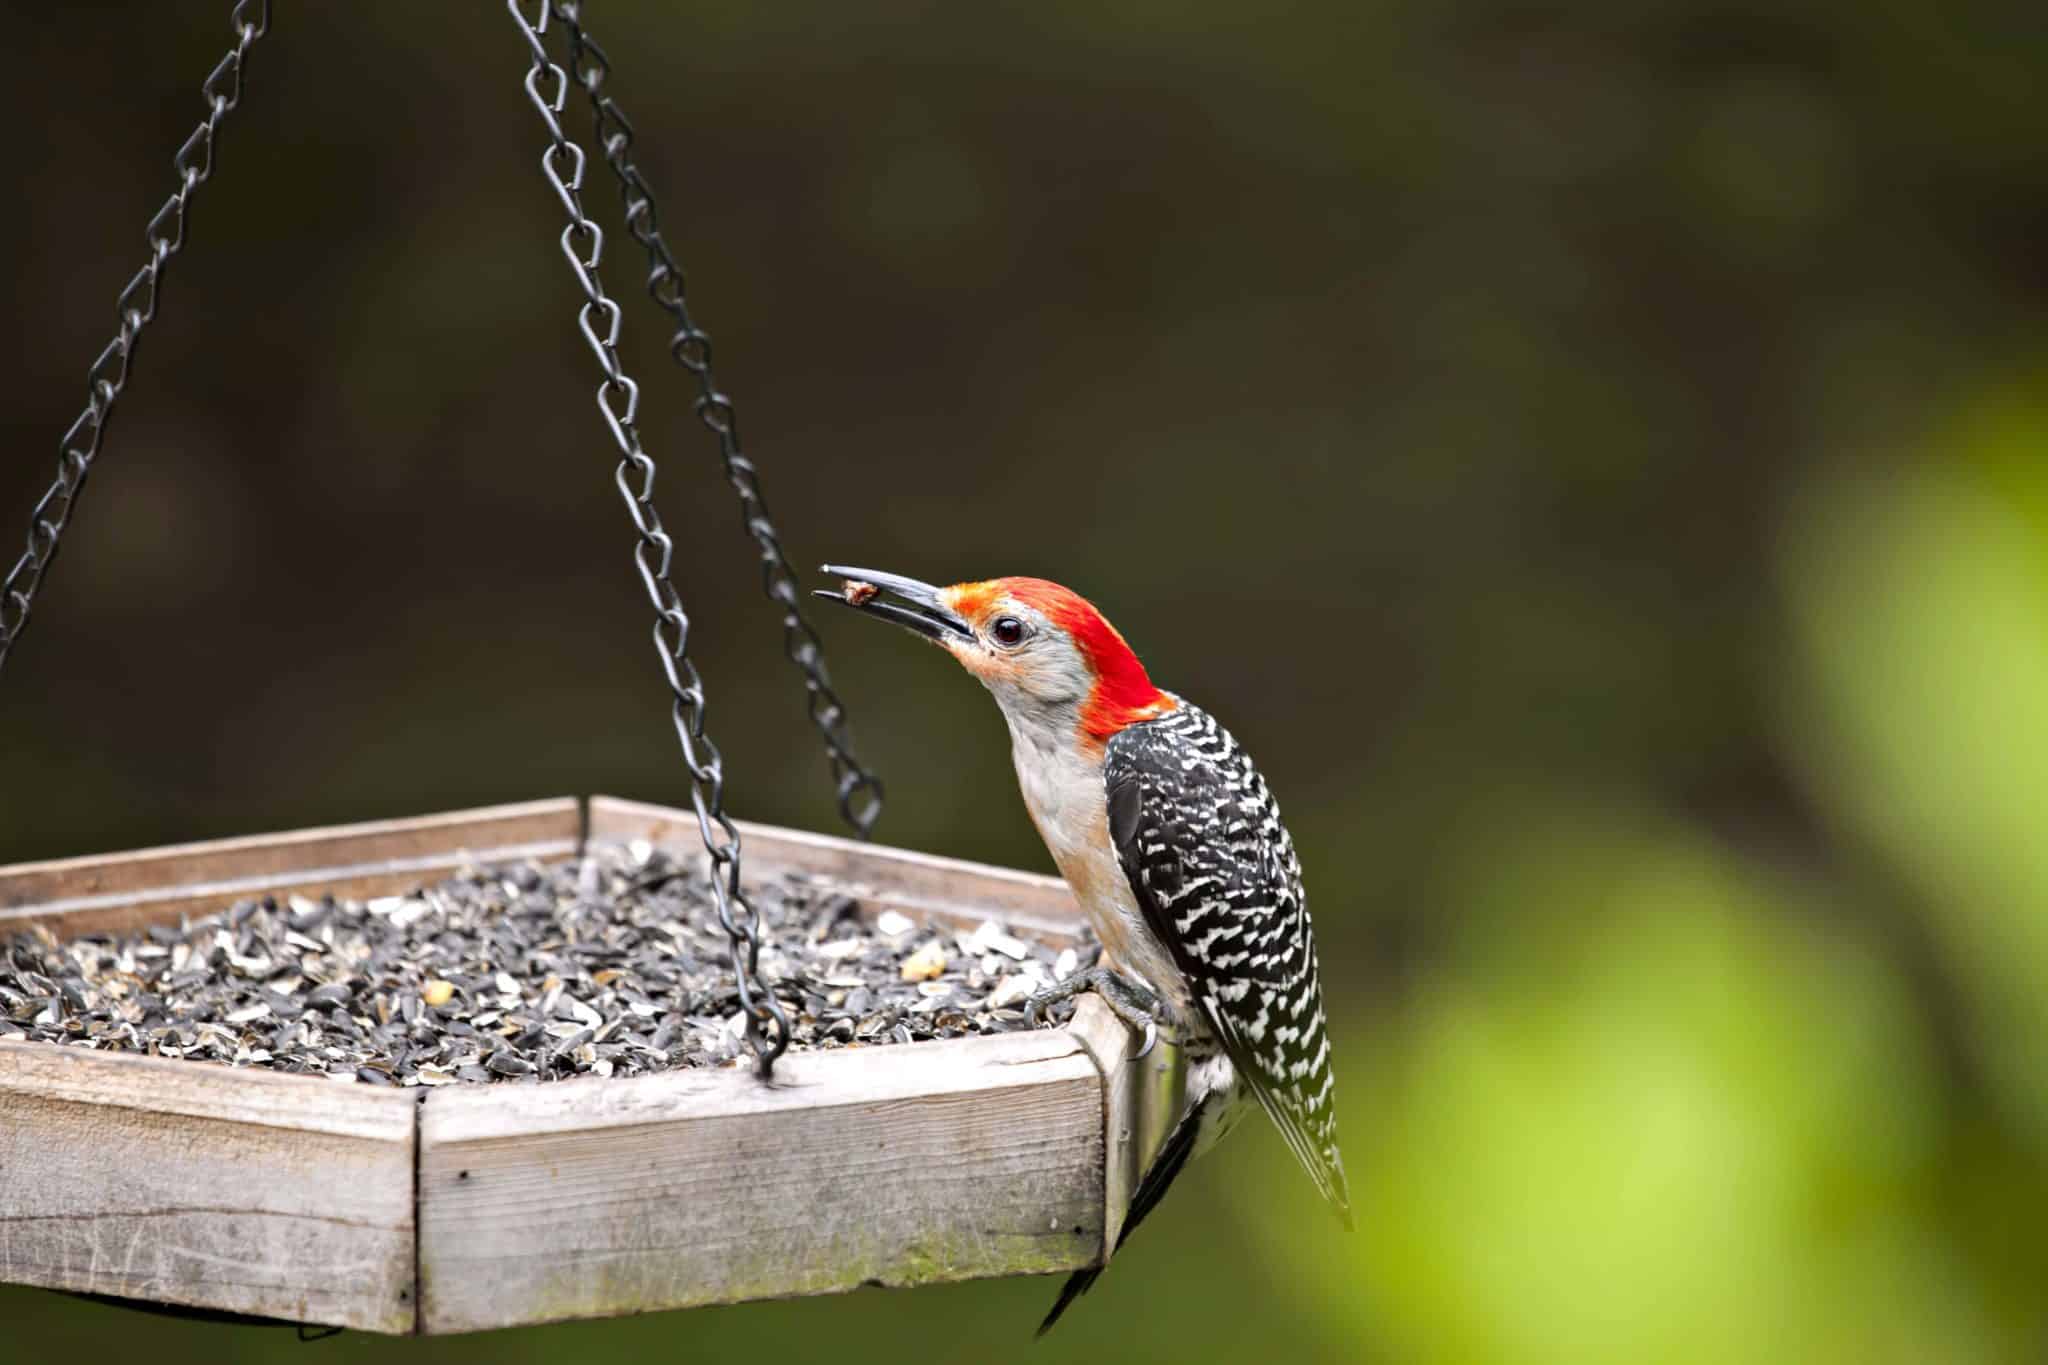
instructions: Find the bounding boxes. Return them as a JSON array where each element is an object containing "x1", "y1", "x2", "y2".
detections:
[{"x1": 814, "y1": 566, "x2": 1350, "y2": 1334}]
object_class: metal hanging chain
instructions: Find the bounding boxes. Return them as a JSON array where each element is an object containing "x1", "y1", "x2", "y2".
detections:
[
  {"x1": 503, "y1": 0, "x2": 791, "y2": 1074},
  {"x1": 0, "y1": 1, "x2": 271, "y2": 679},
  {"x1": 546, "y1": 2, "x2": 885, "y2": 841}
]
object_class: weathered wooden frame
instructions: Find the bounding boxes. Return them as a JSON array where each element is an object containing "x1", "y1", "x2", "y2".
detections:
[{"x1": 0, "y1": 797, "x2": 1181, "y2": 1335}]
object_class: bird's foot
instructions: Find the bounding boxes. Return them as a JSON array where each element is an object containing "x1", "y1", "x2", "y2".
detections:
[{"x1": 1027, "y1": 966, "x2": 1173, "y2": 1057}]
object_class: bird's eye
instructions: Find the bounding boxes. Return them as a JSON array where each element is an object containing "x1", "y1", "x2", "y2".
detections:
[{"x1": 991, "y1": 616, "x2": 1028, "y2": 647}]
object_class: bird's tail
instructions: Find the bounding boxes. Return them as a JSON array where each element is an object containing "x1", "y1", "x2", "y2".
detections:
[
  {"x1": 1036, "y1": 1090, "x2": 1211, "y2": 1338},
  {"x1": 1036, "y1": 1265, "x2": 1104, "y2": 1339}
]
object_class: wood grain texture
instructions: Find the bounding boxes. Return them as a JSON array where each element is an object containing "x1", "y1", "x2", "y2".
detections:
[
  {"x1": 0, "y1": 1042, "x2": 417, "y2": 1333},
  {"x1": 1064, "y1": 995, "x2": 1186, "y2": 1257},
  {"x1": 0, "y1": 798, "x2": 580, "y2": 940},
  {"x1": 417, "y1": 1026, "x2": 1106, "y2": 1333},
  {"x1": 1, "y1": 796, "x2": 1146, "y2": 1335},
  {"x1": 589, "y1": 795, "x2": 1085, "y2": 938},
  {"x1": 1065, "y1": 995, "x2": 1138, "y2": 1256}
]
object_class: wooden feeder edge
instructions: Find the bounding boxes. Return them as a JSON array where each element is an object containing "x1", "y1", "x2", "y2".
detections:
[{"x1": 0, "y1": 797, "x2": 1182, "y2": 1335}]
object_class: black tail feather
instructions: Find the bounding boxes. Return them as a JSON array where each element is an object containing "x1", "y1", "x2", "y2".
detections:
[
  {"x1": 1036, "y1": 1265, "x2": 1104, "y2": 1338},
  {"x1": 1036, "y1": 1093, "x2": 1211, "y2": 1338}
]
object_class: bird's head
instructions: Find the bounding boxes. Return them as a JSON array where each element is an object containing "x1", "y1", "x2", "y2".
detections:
[{"x1": 815, "y1": 566, "x2": 1176, "y2": 746}]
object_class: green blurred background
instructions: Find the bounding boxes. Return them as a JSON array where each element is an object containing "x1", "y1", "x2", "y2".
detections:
[{"x1": 4, "y1": 1, "x2": 2046, "y2": 1360}]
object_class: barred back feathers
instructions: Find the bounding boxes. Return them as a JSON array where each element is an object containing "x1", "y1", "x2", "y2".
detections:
[{"x1": 1105, "y1": 700, "x2": 1350, "y2": 1221}]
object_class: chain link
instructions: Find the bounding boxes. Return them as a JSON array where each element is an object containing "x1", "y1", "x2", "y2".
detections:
[
  {"x1": 503, "y1": 0, "x2": 791, "y2": 1074},
  {"x1": 0, "y1": 1, "x2": 271, "y2": 678},
  {"x1": 546, "y1": 2, "x2": 885, "y2": 840}
]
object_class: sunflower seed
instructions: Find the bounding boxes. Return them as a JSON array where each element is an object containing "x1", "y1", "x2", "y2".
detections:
[{"x1": 0, "y1": 843, "x2": 1098, "y2": 1084}]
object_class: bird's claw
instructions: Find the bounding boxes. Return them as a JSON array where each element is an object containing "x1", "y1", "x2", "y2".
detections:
[
  {"x1": 1133, "y1": 1017, "x2": 1159, "y2": 1059},
  {"x1": 1027, "y1": 965, "x2": 1171, "y2": 1057}
]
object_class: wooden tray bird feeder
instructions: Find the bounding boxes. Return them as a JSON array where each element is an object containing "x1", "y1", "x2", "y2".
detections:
[
  {"x1": 0, "y1": 799, "x2": 1182, "y2": 1334},
  {"x1": 0, "y1": 3, "x2": 1179, "y2": 1337}
]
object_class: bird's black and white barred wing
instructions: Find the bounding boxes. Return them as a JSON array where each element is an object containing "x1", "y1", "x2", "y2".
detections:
[{"x1": 1105, "y1": 701, "x2": 1350, "y2": 1223}]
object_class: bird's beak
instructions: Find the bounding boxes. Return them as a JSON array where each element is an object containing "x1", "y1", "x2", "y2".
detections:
[{"x1": 813, "y1": 565, "x2": 976, "y2": 644}]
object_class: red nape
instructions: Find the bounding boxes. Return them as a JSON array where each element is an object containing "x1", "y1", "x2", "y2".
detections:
[{"x1": 1000, "y1": 577, "x2": 1176, "y2": 741}]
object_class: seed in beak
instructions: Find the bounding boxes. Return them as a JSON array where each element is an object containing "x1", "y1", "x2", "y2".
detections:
[{"x1": 843, "y1": 580, "x2": 880, "y2": 607}]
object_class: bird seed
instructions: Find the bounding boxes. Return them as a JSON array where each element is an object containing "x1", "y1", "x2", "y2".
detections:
[{"x1": 0, "y1": 843, "x2": 1097, "y2": 1085}]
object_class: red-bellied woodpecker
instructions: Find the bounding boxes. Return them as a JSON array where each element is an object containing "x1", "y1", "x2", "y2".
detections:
[{"x1": 815, "y1": 567, "x2": 1351, "y2": 1333}]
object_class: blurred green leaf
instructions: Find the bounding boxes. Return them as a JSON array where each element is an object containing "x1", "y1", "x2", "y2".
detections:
[
  {"x1": 1245, "y1": 810, "x2": 1982, "y2": 1364},
  {"x1": 1781, "y1": 391, "x2": 2048, "y2": 1146}
]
